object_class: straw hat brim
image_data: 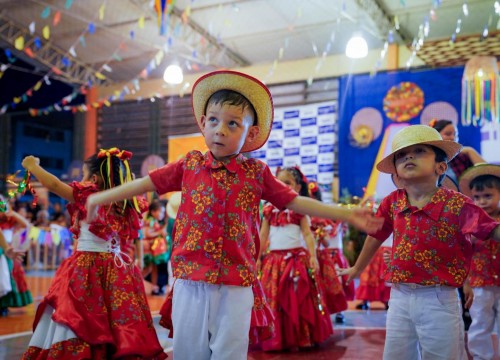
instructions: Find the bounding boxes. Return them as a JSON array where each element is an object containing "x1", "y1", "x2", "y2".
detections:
[
  {"x1": 377, "y1": 140, "x2": 463, "y2": 174},
  {"x1": 392, "y1": 173, "x2": 459, "y2": 191},
  {"x1": 192, "y1": 70, "x2": 274, "y2": 153},
  {"x1": 459, "y1": 163, "x2": 500, "y2": 197},
  {"x1": 166, "y1": 192, "x2": 181, "y2": 219}
]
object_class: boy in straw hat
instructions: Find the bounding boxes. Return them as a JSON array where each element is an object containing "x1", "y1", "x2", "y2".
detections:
[
  {"x1": 340, "y1": 125, "x2": 500, "y2": 360},
  {"x1": 459, "y1": 164, "x2": 500, "y2": 360},
  {"x1": 86, "y1": 70, "x2": 383, "y2": 359}
]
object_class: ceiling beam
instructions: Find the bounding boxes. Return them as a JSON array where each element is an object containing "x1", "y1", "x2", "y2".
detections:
[
  {"x1": 0, "y1": 12, "x2": 110, "y2": 86},
  {"x1": 355, "y1": 0, "x2": 413, "y2": 44}
]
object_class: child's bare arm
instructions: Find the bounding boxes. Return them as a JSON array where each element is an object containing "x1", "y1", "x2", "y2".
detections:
[
  {"x1": 338, "y1": 235, "x2": 382, "y2": 283},
  {"x1": 285, "y1": 196, "x2": 384, "y2": 234},
  {"x1": 86, "y1": 176, "x2": 155, "y2": 221},
  {"x1": 300, "y1": 216, "x2": 319, "y2": 271},
  {"x1": 22, "y1": 156, "x2": 74, "y2": 202}
]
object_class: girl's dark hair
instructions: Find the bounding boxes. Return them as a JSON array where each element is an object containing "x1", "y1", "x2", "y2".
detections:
[
  {"x1": 84, "y1": 154, "x2": 124, "y2": 190},
  {"x1": 278, "y1": 167, "x2": 310, "y2": 196},
  {"x1": 84, "y1": 149, "x2": 138, "y2": 212},
  {"x1": 309, "y1": 181, "x2": 322, "y2": 201},
  {"x1": 470, "y1": 175, "x2": 500, "y2": 192},
  {"x1": 429, "y1": 119, "x2": 453, "y2": 133},
  {"x1": 148, "y1": 200, "x2": 163, "y2": 216},
  {"x1": 205, "y1": 89, "x2": 257, "y2": 126}
]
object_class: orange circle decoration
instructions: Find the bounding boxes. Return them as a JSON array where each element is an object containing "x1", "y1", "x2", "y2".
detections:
[{"x1": 383, "y1": 82, "x2": 424, "y2": 122}]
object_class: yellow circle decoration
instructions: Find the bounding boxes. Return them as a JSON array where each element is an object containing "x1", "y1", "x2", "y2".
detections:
[{"x1": 383, "y1": 82, "x2": 424, "y2": 122}]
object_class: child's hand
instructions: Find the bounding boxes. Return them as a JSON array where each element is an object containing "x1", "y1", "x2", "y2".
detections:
[
  {"x1": 337, "y1": 266, "x2": 361, "y2": 285},
  {"x1": 463, "y1": 282, "x2": 474, "y2": 309},
  {"x1": 21, "y1": 156, "x2": 40, "y2": 171},
  {"x1": 309, "y1": 256, "x2": 319, "y2": 273},
  {"x1": 347, "y1": 207, "x2": 384, "y2": 234},
  {"x1": 5, "y1": 247, "x2": 25, "y2": 263},
  {"x1": 383, "y1": 250, "x2": 391, "y2": 266}
]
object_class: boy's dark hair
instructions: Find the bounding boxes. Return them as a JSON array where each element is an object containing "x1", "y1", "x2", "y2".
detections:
[
  {"x1": 431, "y1": 146, "x2": 448, "y2": 186},
  {"x1": 205, "y1": 90, "x2": 257, "y2": 126},
  {"x1": 469, "y1": 174, "x2": 500, "y2": 192},
  {"x1": 429, "y1": 119, "x2": 453, "y2": 133}
]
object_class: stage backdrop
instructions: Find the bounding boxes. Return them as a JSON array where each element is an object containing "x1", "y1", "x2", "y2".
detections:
[
  {"x1": 338, "y1": 66, "x2": 481, "y2": 199},
  {"x1": 250, "y1": 101, "x2": 337, "y2": 203}
]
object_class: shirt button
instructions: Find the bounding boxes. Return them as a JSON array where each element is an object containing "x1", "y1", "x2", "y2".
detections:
[
  {"x1": 494, "y1": 275, "x2": 498, "y2": 279},
  {"x1": 493, "y1": 255, "x2": 496, "y2": 259}
]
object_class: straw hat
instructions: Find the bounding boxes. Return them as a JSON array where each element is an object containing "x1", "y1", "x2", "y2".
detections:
[
  {"x1": 459, "y1": 163, "x2": 500, "y2": 197},
  {"x1": 166, "y1": 192, "x2": 181, "y2": 219},
  {"x1": 192, "y1": 70, "x2": 274, "y2": 153},
  {"x1": 392, "y1": 173, "x2": 459, "y2": 191},
  {"x1": 377, "y1": 125, "x2": 462, "y2": 174}
]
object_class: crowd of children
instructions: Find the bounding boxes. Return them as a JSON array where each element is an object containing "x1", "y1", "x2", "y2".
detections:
[{"x1": 1, "y1": 69, "x2": 499, "y2": 360}]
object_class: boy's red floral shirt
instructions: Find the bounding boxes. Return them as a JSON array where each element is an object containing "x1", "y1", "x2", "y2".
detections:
[
  {"x1": 150, "y1": 150, "x2": 297, "y2": 286},
  {"x1": 468, "y1": 214, "x2": 500, "y2": 287},
  {"x1": 370, "y1": 188, "x2": 499, "y2": 287}
]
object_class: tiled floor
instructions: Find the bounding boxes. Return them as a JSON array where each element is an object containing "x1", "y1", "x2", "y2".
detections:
[{"x1": 2, "y1": 271, "x2": 496, "y2": 359}]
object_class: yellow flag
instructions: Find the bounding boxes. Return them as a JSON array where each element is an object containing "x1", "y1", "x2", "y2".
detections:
[
  {"x1": 138, "y1": 16, "x2": 145, "y2": 28},
  {"x1": 42, "y1": 25, "x2": 50, "y2": 39},
  {"x1": 95, "y1": 72, "x2": 106, "y2": 80},
  {"x1": 15, "y1": 36, "x2": 25, "y2": 50},
  {"x1": 99, "y1": 4, "x2": 105, "y2": 20}
]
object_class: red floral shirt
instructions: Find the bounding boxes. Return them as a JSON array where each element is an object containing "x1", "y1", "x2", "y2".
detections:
[
  {"x1": 149, "y1": 150, "x2": 298, "y2": 286},
  {"x1": 469, "y1": 214, "x2": 500, "y2": 287},
  {"x1": 370, "y1": 188, "x2": 499, "y2": 287}
]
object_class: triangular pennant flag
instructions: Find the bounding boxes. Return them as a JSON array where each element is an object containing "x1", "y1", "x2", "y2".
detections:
[
  {"x1": 41, "y1": 6, "x2": 51, "y2": 19},
  {"x1": 99, "y1": 4, "x2": 105, "y2": 20},
  {"x1": 65, "y1": 0, "x2": 73, "y2": 9},
  {"x1": 42, "y1": 25, "x2": 50, "y2": 40},
  {"x1": 95, "y1": 72, "x2": 106, "y2": 80},
  {"x1": 34, "y1": 37, "x2": 42, "y2": 49},
  {"x1": 79, "y1": 36, "x2": 86, "y2": 47},
  {"x1": 102, "y1": 64, "x2": 112, "y2": 72},
  {"x1": 33, "y1": 81, "x2": 42, "y2": 91},
  {"x1": 138, "y1": 16, "x2": 145, "y2": 28},
  {"x1": 69, "y1": 46, "x2": 76, "y2": 57},
  {"x1": 14, "y1": 36, "x2": 24, "y2": 50},
  {"x1": 88, "y1": 23, "x2": 95, "y2": 34},
  {"x1": 53, "y1": 11, "x2": 61, "y2": 26},
  {"x1": 24, "y1": 48, "x2": 34, "y2": 58},
  {"x1": 29, "y1": 22, "x2": 35, "y2": 34}
]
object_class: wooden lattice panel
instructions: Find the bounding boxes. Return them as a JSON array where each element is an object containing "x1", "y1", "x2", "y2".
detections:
[{"x1": 415, "y1": 31, "x2": 500, "y2": 68}]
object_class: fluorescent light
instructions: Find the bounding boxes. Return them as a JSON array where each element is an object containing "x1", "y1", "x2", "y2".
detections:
[
  {"x1": 345, "y1": 35, "x2": 368, "y2": 59},
  {"x1": 163, "y1": 64, "x2": 183, "y2": 85}
]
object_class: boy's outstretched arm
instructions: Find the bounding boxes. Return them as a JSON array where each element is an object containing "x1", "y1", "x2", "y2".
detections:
[
  {"x1": 86, "y1": 176, "x2": 155, "y2": 222},
  {"x1": 285, "y1": 195, "x2": 384, "y2": 234},
  {"x1": 338, "y1": 235, "x2": 382, "y2": 284}
]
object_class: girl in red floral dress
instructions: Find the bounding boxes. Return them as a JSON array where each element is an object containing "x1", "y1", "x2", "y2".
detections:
[
  {"x1": 308, "y1": 182, "x2": 352, "y2": 324},
  {"x1": 258, "y1": 167, "x2": 333, "y2": 351},
  {"x1": 21, "y1": 149, "x2": 167, "y2": 360},
  {"x1": 354, "y1": 235, "x2": 392, "y2": 310},
  {"x1": 0, "y1": 206, "x2": 33, "y2": 316}
]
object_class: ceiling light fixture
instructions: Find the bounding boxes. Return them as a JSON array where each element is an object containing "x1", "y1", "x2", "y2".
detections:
[
  {"x1": 163, "y1": 64, "x2": 183, "y2": 85},
  {"x1": 345, "y1": 34, "x2": 368, "y2": 59}
]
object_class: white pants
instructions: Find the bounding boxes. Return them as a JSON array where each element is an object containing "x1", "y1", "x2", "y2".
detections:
[
  {"x1": 172, "y1": 279, "x2": 254, "y2": 360},
  {"x1": 467, "y1": 286, "x2": 500, "y2": 360},
  {"x1": 384, "y1": 284, "x2": 466, "y2": 360}
]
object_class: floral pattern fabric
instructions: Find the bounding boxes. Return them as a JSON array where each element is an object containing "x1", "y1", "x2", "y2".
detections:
[
  {"x1": 371, "y1": 188, "x2": 499, "y2": 287},
  {"x1": 468, "y1": 214, "x2": 500, "y2": 288},
  {"x1": 149, "y1": 150, "x2": 298, "y2": 286},
  {"x1": 23, "y1": 182, "x2": 166, "y2": 360}
]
